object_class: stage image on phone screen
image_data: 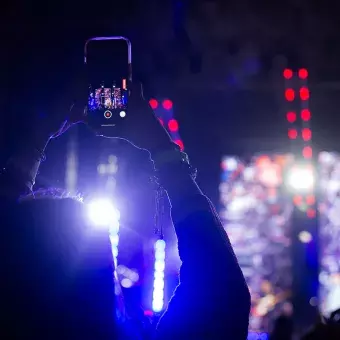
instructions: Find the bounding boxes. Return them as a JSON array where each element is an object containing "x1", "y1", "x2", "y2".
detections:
[
  {"x1": 220, "y1": 154, "x2": 294, "y2": 333},
  {"x1": 86, "y1": 39, "x2": 129, "y2": 112}
]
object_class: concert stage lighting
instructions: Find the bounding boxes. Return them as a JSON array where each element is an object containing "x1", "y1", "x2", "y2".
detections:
[
  {"x1": 286, "y1": 166, "x2": 315, "y2": 192},
  {"x1": 87, "y1": 198, "x2": 120, "y2": 227}
]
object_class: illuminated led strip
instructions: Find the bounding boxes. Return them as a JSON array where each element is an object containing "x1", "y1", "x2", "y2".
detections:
[{"x1": 152, "y1": 239, "x2": 166, "y2": 312}]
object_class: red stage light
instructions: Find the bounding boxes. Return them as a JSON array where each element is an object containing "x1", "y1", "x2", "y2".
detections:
[
  {"x1": 174, "y1": 139, "x2": 184, "y2": 151},
  {"x1": 283, "y1": 69, "x2": 293, "y2": 80},
  {"x1": 300, "y1": 87, "x2": 310, "y2": 101},
  {"x1": 307, "y1": 208, "x2": 316, "y2": 218},
  {"x1": 162, "y1": 99, "x2": 173, "y2": 110},
  {"x1": 306, "y1": 195, "x2": 315, "y2": 205},
  {"x1": 149, "y1": 99, "x2": 158, "y2": 109},
  {"x1": 301, "y1": 109, "x2": 311, "y2": 121},
  {"x1": 168, "y1": 119, "x2": 179, "y2": 132},
  {"x1": 286, "y1": 111, "x2": 296, "y2": 123},
  {"x1": 302, "y1": 128, "x2": 312, "y2": 141},
  {"x1": 303, "y1": 146, "x2": 313, "y2": 159},
  {"x1": 293, "y1": 195, "x2": 303, "y2": 206},
  {"x1": 288, "y1": 129, "x2": 298, "y2": 139},
  {"x1": 298, "y1": 68, "x2": 308, "y2": 79},
  {"x1": 285, "y1": 88, "x2": 295, "y2": 101}
]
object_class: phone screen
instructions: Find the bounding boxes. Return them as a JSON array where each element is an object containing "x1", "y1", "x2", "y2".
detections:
[{"x1": 86, "y1": 39, "x2": 129, "y2": 119}]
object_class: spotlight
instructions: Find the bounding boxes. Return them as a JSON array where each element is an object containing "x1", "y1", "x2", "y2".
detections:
[
  {"x1": 87, "y1": 198, "x2": 120, "y2": 227},
  {"x1": 286, "y1": 166, "x2": 315, "y2": 192}
]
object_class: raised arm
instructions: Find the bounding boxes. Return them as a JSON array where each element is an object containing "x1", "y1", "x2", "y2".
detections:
[{"x1": 151, "y1": 148, "x2": 250, "y2": 339}]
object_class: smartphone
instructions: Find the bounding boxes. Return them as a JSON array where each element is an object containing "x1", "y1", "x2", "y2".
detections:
[{"x1": 84, "y1": 37, "x2": 132, "y2": 131}]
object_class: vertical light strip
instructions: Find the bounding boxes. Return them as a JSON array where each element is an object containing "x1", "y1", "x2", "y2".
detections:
[{"x1": 152, "y1": 239, "x2": 166, "y2": 312}]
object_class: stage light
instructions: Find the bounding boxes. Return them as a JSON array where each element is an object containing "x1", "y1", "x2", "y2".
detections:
[
  {"x1": 152, "y1": 239, "x2": 166, "y2": 312},
  {"x1": 283, "y1": 68, "x2": 293, "y2": 80},
  {"x1": 174, "y1": 139, "x2": 184, "y2": 151},
  {"x1": 87, "y1": 198, "x2": 120, "y2": 227},
  {"x1": 288, "y1": 129, "x2": 298, "y2": 139},
  {"x1": 307, "y1": 208, "x2": 316, "y2": 218},
  {"x1": 301, "y1": 109, "x2": 311, "y2": 121},
  {"x1": 303, "y1": 146, "x2": 313, "y2": 159},
  {"x1": 306, "y1": 195, "x2": 315, "y2": 205},
  {"x1": 149, "y1": 99, "x2": 158, "y2": 110},
  {"x1": 286, "y1": 111, "x2": 296, "y2": 123},
  {"x1": 298, "y1": 231, "x2": 312, "y2": 243},
  {"x1": 298, "y1": 69, "x2": 308, "y2": 80},
  {"x1": 168, "y1": 119, "x2": 179, "y2": 132},
  {"x1": 302, "y1": 128, "x2": 312, "y2": 141},
  {"x1": 286, "y1": 166, "x2": 315, "y2": 192},
  {"x1": 162, "y1": 99, "x2": 173, "y2": 110},
  {"x1": 300, "y1": 87, "x2": 310, "y2": 101},
  {"x1": 285, "y1": 88, "x2": 295, "y2": 101}
]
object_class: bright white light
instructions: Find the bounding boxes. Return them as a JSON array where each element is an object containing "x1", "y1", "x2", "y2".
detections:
[
  {"x1": 152, "y1": 239, "x2": 166, "y2": 312},
  {"x1": 119, "y1": 111, "x2": 126, "y2": 118},
  {"x1": 224, "y1": 157, "x2": 238, "y2": 171},
  {"x1": 286, "y1": 166, "x2": 315, "y2": 192},
  {"x1": 152, "y1": 300, "x2": 164, "y2": 313},
  {"x1": 298, "y1": 231, "x2": 313, "y2": 243},
  {"x1": 121, "y1": 278, "x2": 133, "y2": 288},
  {"x1": 87, "y1": 198, "x2": 120, "y2": 227}
]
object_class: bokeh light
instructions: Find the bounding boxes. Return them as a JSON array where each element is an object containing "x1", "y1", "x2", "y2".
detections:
[
  {"x1": 149, "y1": 99, "x2": 158, "y2": 110},
  {"x1": 162, "y1": 99, "x2": 173, "y2": 110},
  {"x1": 283, "y1": 68, "x2": 293, "y2": 80},
  {"x1": 288, "y1": 129, "x2": 298, "y2": 139},
  {"x1": 174, "y1": 139, "x2": 184, "y2": 151},
  {"x1": 300, "y1": 87, "x2": 310, "y2": 101},
  {"x1": 301, "y1": 109, "x2": 311, "y2": 121},
  {"x1": 298, "y1": 68, "x2": 308, "y2": 80},
  {"x1": 286, "y1": 166, "x2": 314, "y2": 192},
  {"x1": 303, "y1": 146, "x2": 313, "y2": 159},
  {"x1": 87, "y1": 198, "x2": 120, "y2": 227},
  {"x1": 286, "y1": 111, "x2": 296, "y2": 123},
  {"x1": 168, "y1": 119, "x2": 179, "y2": 132},
  {"x1": 285, "y1": 88, "x2": 295, "y2": 101}
]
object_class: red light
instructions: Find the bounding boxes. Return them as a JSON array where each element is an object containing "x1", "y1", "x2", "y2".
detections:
[
  {"x1": 174, "y1": 139, "x2": 184, "y2": 151},
  {"x1": 285, "y1": 88, "x2": 295, "y2": 101},
  {"x1": 293, "y1": 195, "x2": 303, "y2": 206},
  {"x1": 286, "y1": 111, "x2": 296, "y2": 123},
  {"x1": 149, "y1": 99, "x2": 158, "y2": 109},
  {"x1": 302, "y1": 128, "x2": 312, "y2": 141},
  {"x1": 168, "y1": 119, "x2": 179, "y2": 132},
  {"x1": 158, "y1": 118, "x2": 164, "y2": 126},
  {"x1": 288, "y1": 129, "x2": 298, "y2": 139},
  {"x1": 298, "y1": 68, "x2": 308, "y2": 79},
  {"x1": 306, "y1": 195, "x2": 315, "y2": 205},
  {"x1": 307, "y1": 208, "x2": 316, "y2": 218},
  {"x1": 283, "y1": 69, "x2": 293, "y2": 79},
  {"x1": 303, "y1": 146, "x2": 313, "y2": 159},
  {"x1": 300, "y1": 87, "x2": 310, "y2": 101},
  {"x1": 162, "y1": 99, "x2": 173, "y2": 110},
  {"x1": 301, "y1": 109, "x2": 311, "y2": 121}
]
